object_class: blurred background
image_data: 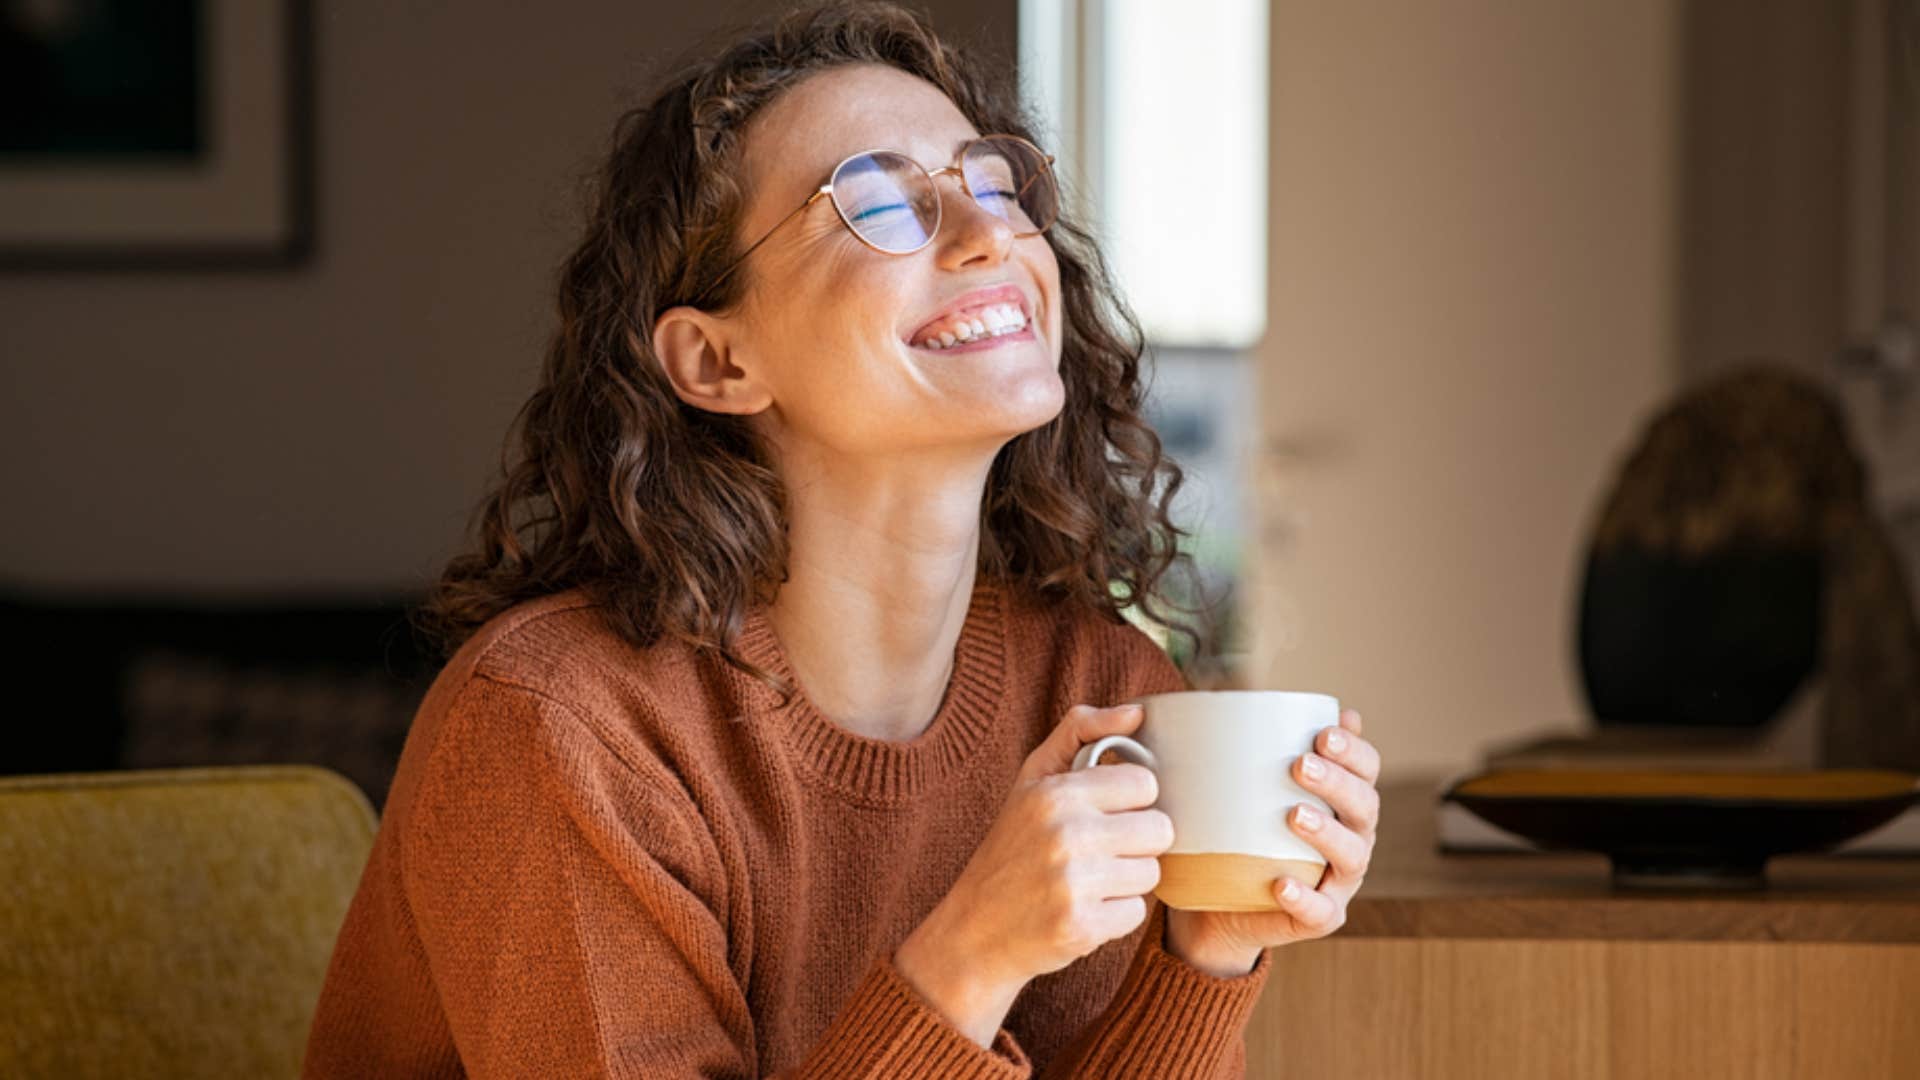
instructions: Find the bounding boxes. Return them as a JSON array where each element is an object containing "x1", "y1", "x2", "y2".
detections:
[{"x1": 3, "y1": 0, "x2": 1917, "y2": 803}]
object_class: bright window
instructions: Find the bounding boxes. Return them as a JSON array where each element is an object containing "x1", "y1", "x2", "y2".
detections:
[{"x1": 1019, "y1": 0, "x2": 1268, "y2": 348}]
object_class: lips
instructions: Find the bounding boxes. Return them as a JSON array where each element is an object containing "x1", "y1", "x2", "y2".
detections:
[{"x1": 904, "y1": 283, "x2": 1033, "y2": 347}]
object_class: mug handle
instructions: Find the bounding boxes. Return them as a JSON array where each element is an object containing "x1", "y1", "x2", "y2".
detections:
[{"x1": 1070, "y1": 734, "x2": 1159, "y2": 773}]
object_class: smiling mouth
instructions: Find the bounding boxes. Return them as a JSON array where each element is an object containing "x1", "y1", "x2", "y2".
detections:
[{"x1": 906, "y1": 301, "x2": 1034, "y2": 350}]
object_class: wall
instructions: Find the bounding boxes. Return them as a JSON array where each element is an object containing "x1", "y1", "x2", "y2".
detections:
[
  {"x1": 1679, "y1": 0, "x2": 1920, "y2": 600},
  {"x1": 1250, "y1": 0, "x2": 1680, "y2": 777},
  {"x1": 0, "y1": 0, "x2": 1015, "y2": 597}
]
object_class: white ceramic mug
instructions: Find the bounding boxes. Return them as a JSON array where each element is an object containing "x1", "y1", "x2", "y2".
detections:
[{"x1": 1070, "y1": 690, "x2": 1339, "y2": 911}]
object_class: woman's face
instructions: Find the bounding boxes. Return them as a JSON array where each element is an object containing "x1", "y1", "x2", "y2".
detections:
[{"x1": 707, "y1": 63, "x2": 1066, "y2": 461}]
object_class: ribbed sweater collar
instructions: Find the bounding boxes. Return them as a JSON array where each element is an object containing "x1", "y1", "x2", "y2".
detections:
[{"x1": 732, "y1": 575, "x2": 1008, "y2": 805}]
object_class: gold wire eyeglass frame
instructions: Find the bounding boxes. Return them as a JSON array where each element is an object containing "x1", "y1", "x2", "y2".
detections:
[{"x1": 693, "y1": 133, "x2": 1059, "y2": 305}]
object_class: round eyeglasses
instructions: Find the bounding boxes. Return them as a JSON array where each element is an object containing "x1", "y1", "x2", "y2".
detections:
[{"x1": 692, "y1": 133, "x2": 1059, "y2": 305}]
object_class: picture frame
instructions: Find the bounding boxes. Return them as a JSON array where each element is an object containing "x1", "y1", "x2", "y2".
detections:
[{"x1": 0, "y1": 0, "x2": 313, "y2": 269}]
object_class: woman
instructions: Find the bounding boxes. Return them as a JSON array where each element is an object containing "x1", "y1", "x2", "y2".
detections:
[{"x1": 304, "y1": 3, "x2": 1381, "y2": 1076}]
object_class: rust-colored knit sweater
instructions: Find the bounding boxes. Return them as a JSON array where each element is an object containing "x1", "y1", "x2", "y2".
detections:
[{"x1": 303, "y1": 576, "x2": 1272, "y2": 1077}]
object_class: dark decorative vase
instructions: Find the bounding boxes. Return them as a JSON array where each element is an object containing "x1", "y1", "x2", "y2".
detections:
[{"x1": 1577, "y1": 546, "x2": 1822, "y2": 729}]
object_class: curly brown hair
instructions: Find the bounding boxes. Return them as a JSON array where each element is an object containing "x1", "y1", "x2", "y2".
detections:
[{"x1": 415, "y1": 0, "x2": 1208, "y2": 702}]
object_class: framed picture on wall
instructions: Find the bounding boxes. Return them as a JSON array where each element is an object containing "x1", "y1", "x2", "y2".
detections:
[{"x1": 0, "y1": 0, "x2": 312, "y2": 268}]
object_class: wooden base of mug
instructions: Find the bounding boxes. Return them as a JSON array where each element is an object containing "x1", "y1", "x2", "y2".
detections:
[{"x1": 1154, "y1": 852, "x2": 1328, "y2": 912}]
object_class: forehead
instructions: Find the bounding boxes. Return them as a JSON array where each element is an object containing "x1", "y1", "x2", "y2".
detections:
[{"x1": 738, "y1": 64, "x2": 981, "y2": 213}]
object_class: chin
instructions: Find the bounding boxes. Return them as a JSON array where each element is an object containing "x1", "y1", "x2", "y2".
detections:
[
  {"x1": 897, "y1": 336, "x2": 1067, "y2": 441},
  {"x1": 983, "y1": 370, "x2": 1068, "y2": 438}
]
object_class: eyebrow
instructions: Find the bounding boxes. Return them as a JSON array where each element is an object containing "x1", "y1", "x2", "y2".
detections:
[{"x1": 816, "y1": 136, "x2": 978, "y2": 181}]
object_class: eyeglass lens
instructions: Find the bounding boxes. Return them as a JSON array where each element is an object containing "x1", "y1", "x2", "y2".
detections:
[{"x1": 829, "y1": 136, "x2": 1058, "y2": 254}]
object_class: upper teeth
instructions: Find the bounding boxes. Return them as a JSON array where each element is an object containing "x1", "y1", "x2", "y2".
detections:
[{"x1": 914, "y1": 303, "x2": 1029, "y2": 349}]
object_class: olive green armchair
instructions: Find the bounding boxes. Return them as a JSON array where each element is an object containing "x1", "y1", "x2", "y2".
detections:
[{"x1": 0, "y1": 765, "x2": 377, "y2": 1078}]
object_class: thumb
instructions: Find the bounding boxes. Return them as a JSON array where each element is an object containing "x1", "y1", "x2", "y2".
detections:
[{"x1": 1020, "y1": 702, "x2": 1146, "y2": 782}]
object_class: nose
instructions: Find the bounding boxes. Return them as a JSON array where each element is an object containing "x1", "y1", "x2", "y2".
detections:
[{"x1": 931, "y1": 170, "x2": 1016, "y2": 270}]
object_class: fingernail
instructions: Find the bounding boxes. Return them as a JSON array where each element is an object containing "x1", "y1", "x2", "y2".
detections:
[
  {"x1": 1295, "y1": 805, "x2": 1323, "y2": 831},
  {"x1": 1325, "y1": 730, "x2": 1347, "y2": 754},
  {"x1": 1279, "y1": 878, "x2": 1301, "y2": 901},
  {"x1": 1300, "y1": 753, "x2": 1325, "y2": 780}
]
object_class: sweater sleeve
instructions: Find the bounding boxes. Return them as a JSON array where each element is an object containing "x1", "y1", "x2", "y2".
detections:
[
  {"x1": 1035, "y1": 900, "x2": 1271, "y2": 1078},
  {"x1": 400, "y1": 674, "x2": 1034, "y2": 1079},
  {"x1": 1028, "y1": 619, "x2": 1273, "y2": 1079}
]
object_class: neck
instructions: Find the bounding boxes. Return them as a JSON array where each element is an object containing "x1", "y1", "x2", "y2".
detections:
[{"x1": 764, "y1": 448, "x2": 993, "y2": 742}]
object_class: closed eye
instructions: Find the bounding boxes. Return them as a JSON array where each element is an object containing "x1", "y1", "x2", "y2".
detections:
[{"x1": 849, "y1": 202, "x2": 911, "y2": 223}]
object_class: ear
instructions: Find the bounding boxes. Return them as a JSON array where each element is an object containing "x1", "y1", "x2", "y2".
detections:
[{"x1": 650, "y1": 305, "x2": 773, "y2": 416}]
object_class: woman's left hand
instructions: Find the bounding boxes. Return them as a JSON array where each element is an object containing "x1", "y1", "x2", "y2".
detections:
[{"x1": 1164, "y1": 708, "x2": 1382, "y2": 976}]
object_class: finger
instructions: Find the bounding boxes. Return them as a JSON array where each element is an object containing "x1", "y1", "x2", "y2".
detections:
[
  {"x1": 1289, "y1": 803, "x2": 1372, "y2": 883},
  {"x1": 1093, "y1": 807, "x2": 1176, "y2": 857},
  {"x1": 1060, "y1": 761, "x2": 1160, "y2": 814},
  {"x1": 1317, "y1": 724, "x2": 1382, "y2": 787},
  {"x1": 1099, "y1": 854, "x2": 1163, "y2": 900},
  {"x1": 1095, "y1": 894, "x2": 1151, "y2": 940},
  {"x1": 1340, "y1": 707, "x2": 1364, "y2": 736},
  {"x1": 1294, "y1": 752, "x2": 1381, "y2": 836},
  {"x1": 1272, "y1": 875, "x2": 1346, "y2": 937},
  {"x1": 1316, "y1": 860, "x2": 1367, "y2": 910},
  {"x1": 1024, "y1": 702, "x2": 1145, "y2": 780}
]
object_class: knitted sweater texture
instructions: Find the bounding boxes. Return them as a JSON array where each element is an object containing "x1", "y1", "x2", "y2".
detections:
[{"x1": 303, "y1": 575, "x2": 1272, "y2": 1077}]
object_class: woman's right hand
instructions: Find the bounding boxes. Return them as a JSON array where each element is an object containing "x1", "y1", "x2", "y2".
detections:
[{"x1": 893, "y1": 702, "x2": 1175, "y2": 1046}]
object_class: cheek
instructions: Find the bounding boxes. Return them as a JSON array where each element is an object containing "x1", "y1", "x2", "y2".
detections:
[
  {"x1": 770, "y1": 320, "x2": 913, "y2": 425},
  {"x1": 1032, "y1": 248, "x2": 1065, "y2": 348},
  {"x1": 758, "y1": 264, "x2": 903, "y2": 378}
]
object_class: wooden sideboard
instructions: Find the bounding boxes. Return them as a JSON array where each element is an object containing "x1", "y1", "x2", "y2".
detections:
[{"x1": 1242, "y1": 778, "x2": 1920, "y2": 1078}]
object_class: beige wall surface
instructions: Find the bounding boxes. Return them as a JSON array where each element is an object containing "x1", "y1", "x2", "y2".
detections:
[
  {"x1": 0, "y1": 0, "x2": 1014, "y2": 596},
  {"x1": 1250, "y1": 0, "x2": 1680, "y2": 777}
]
